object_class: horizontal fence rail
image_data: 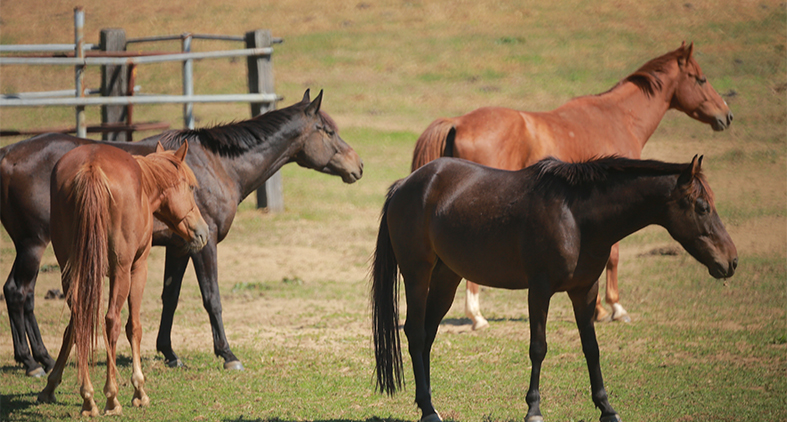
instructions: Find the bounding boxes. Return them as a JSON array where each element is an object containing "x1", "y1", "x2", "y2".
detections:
[
  {"x1": 0, "y1": 47, "x2": 274, "y2": 66},
  {"x1": 0, "y1": 7, "x2": 283, "y2": 211},
  {"x1": 0, "y1": 93, "x2": 279, "y2": 107}
]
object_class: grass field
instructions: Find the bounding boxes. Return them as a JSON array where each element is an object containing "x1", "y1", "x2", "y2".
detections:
[{"x1": 1, "y1": 0, "x2": 785, "y2": 421}]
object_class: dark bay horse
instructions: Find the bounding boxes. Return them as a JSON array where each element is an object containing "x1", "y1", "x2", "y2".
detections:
[
  {"x1": 38, "y1": 142, "x2": 208, "y2": 416},
  {"x1": 1, "y1": 90, "x2": 363, "y2": 376},
  {"x1": 411, "y1": 42, "x2": 733, "y2": 328},
  {"x1": 372, "y1": 156, "x2": 737, "y2": 422}
]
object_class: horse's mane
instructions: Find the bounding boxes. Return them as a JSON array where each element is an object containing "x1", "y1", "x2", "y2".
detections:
[
  {"x1": 156, "y1": 102, "x2": 337, "y2": 157},
  {"x1": 532, "y1": 155, "x2": 713, "y2": 203},
  {"x1": 134, "y1": 151, "x2": 198, "y2": 194},
  {"x1": 605, "y1": 44, "x2": 689, "y2": 98}
]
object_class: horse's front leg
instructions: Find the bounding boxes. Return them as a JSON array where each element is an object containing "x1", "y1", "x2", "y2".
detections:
[
  {"x1": 525, "y1": 277, "x2": 552, "y2": 422},
  {"x1": 190, "y1": 240, "x2": 243, "y2": 370},
  {"x1": 569, "y1": 285, "x2": 620, "y2": 422},
  {"x1": 157, "y1": 246, "x2": 190, "y2": 368}
]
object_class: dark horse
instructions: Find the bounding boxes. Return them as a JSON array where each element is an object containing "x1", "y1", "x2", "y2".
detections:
[
  {"x1": 1, "y1": 90, "x2": 363, "y2": 376},
  {"x1": 372, "y1": 156, "x2": 737, "y2": 422},
  {"x1": 411, "y1": 42, "x2": 733, "y2": 327}
]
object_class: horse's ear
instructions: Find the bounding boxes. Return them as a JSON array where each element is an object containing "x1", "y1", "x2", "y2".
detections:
[
  {"x1": 156, "y1": 141, "x2": 165, "y2": 153},
  {"x1": 305, "y1": 89, "x2": 323, "y2": 116},
  {"x1": 678, "y1": 41, "x2": 694, "y2": 68},
  {"x1": 174, "y1": 140, "x2": 189, "y2": 162},
  {"x1": 301, "y1": 89, "x2": 311, "y2": 103},
  {"x1": 678, "y1": 154, "x2": 700, "y2": 186},
  {"x1": 693, "y1": 154, "x2": 703, "y2": 176}
]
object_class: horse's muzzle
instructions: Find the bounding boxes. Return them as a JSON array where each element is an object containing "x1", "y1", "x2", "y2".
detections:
[
  {"x1": 712, "y1": 111, "x2": 733, "y2": 131},
  {"x1": 709, "y1": 256, "x2": 737, "y2": 279}
]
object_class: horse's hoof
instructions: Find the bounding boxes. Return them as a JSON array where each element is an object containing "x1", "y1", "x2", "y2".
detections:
[
  {"x1": 613, "y1": 313, "x2": 631, "y2": 323},
  {"x1": 420, "y1": 412, "x2": 442, "y2": 422},
  {"x1": 525, "y1": 416, "x2": 544, "y2": 422},
  {"x1": 611, "y1": 304, "x2": 631, "y2": 323},
  {"x1": 472, "y1": 318, "x2": 489, "y2": 331},
  {"x1": 223, "y1": 360, "x2": 244, "y2": 371},
  {"x1": 600, "y1": 414, "x2": 621, "y2": 422},
  {"x1": 26, "y1": 367, "x2": 47, "y2": 378},
  {"x1": 165, "y1": 358, "x2": 184, "y2": 368},
  {"x1": 37, "y1": 391, "x2": 55, "y2": 404},
  {"x1": 103, "y1": 405, "x2": 123, "y2": 416},
  {"x1": 132, "y1": 395, "x2": 150, "y2": 407}
]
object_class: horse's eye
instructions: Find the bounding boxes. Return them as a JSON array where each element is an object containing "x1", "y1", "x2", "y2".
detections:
[
  {"x1": 695, "y1": 198, "x2": 710, "y2": 215},
  {"x1": 696, "y1": 76, "x2": 707, "y2": 85}
]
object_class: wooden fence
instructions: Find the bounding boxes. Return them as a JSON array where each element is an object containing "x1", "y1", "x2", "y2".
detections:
[{"x1": 0, "y1": 7, "x2": 284, "y2": 211}]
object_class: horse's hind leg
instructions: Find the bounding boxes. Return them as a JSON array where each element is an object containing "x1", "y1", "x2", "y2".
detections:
[
  {"x1": 605, "y1": 243, "x2": 630, "y2": 323},
  {"x1": 127, "y1": 255, "x2": 150, "y2": 408},
  {"x1": 4, "y1": 241, "x2": 54, "y2": 376},
  {"x1": 423, "y1": 262, "x2": 463, "y2": 397},
  {"x1": 402, "y1": 262, "x2": 441, "y2": 422},
  {"x1": 464, "y1": 280, "x2": 489, "y2": 330},
  {"x1": 38, "y1": 319, "x2": 75, "y2": 404},
  {"x1": 103, "y1": 266, "x2": 131, "y2": 416}
]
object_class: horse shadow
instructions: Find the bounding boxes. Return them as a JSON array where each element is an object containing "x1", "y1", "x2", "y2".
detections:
[
  {"x1": 440, "y1": 316, "x2": 529, "y2": 326},
  {"x1": 222, "y1": 418, "x2": 414, "y2": 422}
]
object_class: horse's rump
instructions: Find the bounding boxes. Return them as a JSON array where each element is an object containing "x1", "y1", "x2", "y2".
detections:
[
  {"x1": 411, "y1": 118, "x2": 456, "y2": 171},
  {"x1": 58, "y1": 162, "x2": 112, "y2": 376}
]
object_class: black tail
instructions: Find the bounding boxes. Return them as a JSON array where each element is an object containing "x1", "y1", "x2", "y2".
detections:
[{"x1": 371, "y1": 181, "x2": 404, "y2": 395}]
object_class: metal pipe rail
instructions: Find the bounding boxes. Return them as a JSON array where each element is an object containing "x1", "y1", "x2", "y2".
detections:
[
  {"x1": 0, "y1": 93, "x2": 279, "y2": 107},
  {"x1": 0, "y1": 47, "x2": 274, "y2": 66}
]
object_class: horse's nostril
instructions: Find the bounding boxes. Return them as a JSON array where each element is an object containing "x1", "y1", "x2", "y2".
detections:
[{"x1": 731, "y1": 257, "x2": 738, "y2": 271}]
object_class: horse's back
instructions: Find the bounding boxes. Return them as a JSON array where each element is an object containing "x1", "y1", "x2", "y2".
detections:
[{"x1": 389, "y1": 158, "x2": 569, "y2": 288}]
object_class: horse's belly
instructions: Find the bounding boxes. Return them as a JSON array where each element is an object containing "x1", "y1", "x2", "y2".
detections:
[{"x1": 433, "y1": 238, "x2": 530, "y2": 290}]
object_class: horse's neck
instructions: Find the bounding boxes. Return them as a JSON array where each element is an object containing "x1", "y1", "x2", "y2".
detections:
[
  {"x1": 606, "y1": 81, "x2": 672, "y2": 144},
  {"x1": 573, "y1": 174, "x2": 676, "y2": 247},
  {"x1": 217, "y1": 133, "x2": 301, "y2": 202},
  {"x1": 133, "y1": 156, "x2": 166, "y2": 210}
]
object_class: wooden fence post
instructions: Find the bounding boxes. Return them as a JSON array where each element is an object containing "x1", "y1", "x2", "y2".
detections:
[
  {"x1": 245, "y1": 29, "x2": 282, "y2": 212},
  {"x1": 100, "y1": 28, "x2": 128, "y2": 141}
]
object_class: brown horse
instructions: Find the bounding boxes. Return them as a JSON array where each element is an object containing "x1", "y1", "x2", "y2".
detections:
[
  {"x1": 37, "y1": 142, "x2": 208, "y2": 416},
  {"x1": 1, "y1": 90, "x2": 363, "y2": 376},
  {"x1": 372, "y1": 156, "x2": 737, "y2": 422},
  {"x1": 411, "y1": 42, "x2": 733, "y2": 328}
]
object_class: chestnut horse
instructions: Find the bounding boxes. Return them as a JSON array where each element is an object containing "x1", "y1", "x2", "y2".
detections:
[
  {"x1": 1, "y1": 90, "x2": 363, "y2": 376},
  {"x1": 37, "y1": 142, "x2": 208, "y2": 416},
  {"x1": 372, "y1": 156, "x2": 737, "y2": 422},
  {"x1": 411, "y1": 42, "x2": 733, "y2": 328}
]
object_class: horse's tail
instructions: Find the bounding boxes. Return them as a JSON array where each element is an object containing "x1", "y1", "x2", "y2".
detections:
[
  {"x1": 371, "y1": 180, "x2": 405, "y2": 395},
  {"x1": 63, "y1": 164, "x2": 111, "y2": 377},
  {"x1": 411, "y1": 117, "x2": 456, "y2": 172}
]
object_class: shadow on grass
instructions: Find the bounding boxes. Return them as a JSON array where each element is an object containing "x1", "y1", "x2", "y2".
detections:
[
  {"x1": 440, "y1": 316, "x2": 529, "y2": 326},
  {"x1": 223, "y1": 418, "x2": 413, "y2": 422},
  {"x1": 0, "y1": 391, "x2": 53, "y2": 421}
]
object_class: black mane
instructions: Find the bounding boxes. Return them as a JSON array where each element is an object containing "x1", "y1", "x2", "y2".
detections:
[
  {"x1": 533, "y1": 156, "x2": 690, "y2": 188},
  {"x1": 157, "y1": 101, "x2": 336, "y2": 157}
]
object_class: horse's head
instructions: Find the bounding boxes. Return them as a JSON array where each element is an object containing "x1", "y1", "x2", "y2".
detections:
[
  {"x1": 152, "y1": 141, "x2": 209, "y2": 252},
  {"x1": 670, "y1": 42, "x2": 733, "y2": 131},
  {"x1": 291, "y1": 90, "x2": 364, "y2": 184},
  {"x1": 663, "y1": 155, "x2": 737, "y2": 279}
]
